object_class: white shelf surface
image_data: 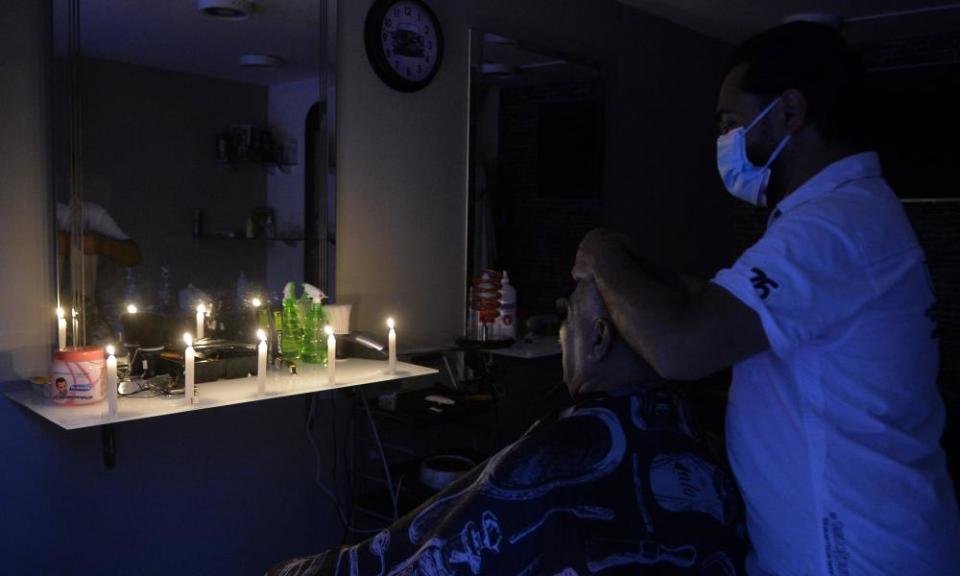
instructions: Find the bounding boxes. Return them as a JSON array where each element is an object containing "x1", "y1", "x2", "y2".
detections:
[
  {"x1": 487, "y1": 337, "x2": 561, "y2": 359},
  {"x1": 5, "y1": 359, "x2": 436, "y2": 430}
]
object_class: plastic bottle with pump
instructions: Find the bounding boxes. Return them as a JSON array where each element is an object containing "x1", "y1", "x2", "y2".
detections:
[
  {"x1": 496, "y1": 270, "x2": 517, "y2": 340},
  {"x1": 157, "y1": 265, "x2": 172, "y2": 311},
  {"x1": 299, "y1": 284, "x2": 329, "y2": 364},
  {"x1": 236, "y1": 272, "x2": 249, "y2": 306},
  {"x1": 281, "y1": 282, "x2": 303, "y2": 361},
  {"x1": 124, "y1": 268, "x2": 140, "y2": 305}
]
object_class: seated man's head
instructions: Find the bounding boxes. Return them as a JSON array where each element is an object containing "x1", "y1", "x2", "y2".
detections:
[{"x1": 559, "y1": 279, "x2": 659, "y2": 398}]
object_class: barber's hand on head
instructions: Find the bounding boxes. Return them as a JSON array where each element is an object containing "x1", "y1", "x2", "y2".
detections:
[
  {"x1": 82, "y1": 233, "x2": 100, "y2": 255},
  {"x1": 57, "y1": 231, "x2": 69, "y2": 255},
  {"x1": 56, "y1": 232, "x2": 99, "y2": 255},
  {"x1": 572, "y1": 228, "x2": 625, "y2": 281}
]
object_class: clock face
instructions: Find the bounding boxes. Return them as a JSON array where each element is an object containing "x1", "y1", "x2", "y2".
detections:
[{"x1": 365, "y1": 0, "x2": 443, "y2": 92}]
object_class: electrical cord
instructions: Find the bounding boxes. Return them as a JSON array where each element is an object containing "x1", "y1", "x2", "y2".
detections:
[
  {"x1": 306, "y1": 393, "x2": 349, "y2": 530},
  {"x1": 330, "y1": 394, "x2": 338, "y2": 489},
  {"x1": 328, "y1": 392, "x2": 350, "y2": 545},
  {"x1": 117, "y1": 374, "x2": 176, "y2": 397},
  {"x1": 360, "y1": 393, "x2": 400, "y2": 522}
]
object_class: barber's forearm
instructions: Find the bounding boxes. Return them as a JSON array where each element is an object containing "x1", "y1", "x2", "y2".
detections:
[
  {"x1": 92, "y1": 235, "x2": 141, "y2": 266},
  {"x1": 592, "y1": 246, "x2": 689, "y2": 379}
]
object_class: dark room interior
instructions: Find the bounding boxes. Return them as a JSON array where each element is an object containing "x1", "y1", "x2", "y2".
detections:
[{"x1": 1, "y1": 1, "x2": 958, "y2": 574}]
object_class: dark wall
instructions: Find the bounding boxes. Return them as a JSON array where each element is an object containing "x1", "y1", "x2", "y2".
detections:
[
  {"x1": 908, "y1": 202, "x2": 960, "y2": 388},
  {"x1": 0, "y1": 386, "x2": 347, "y2": 575},
  {"x1": 867, "y1": 63, "x2": 960, "y2": 200},
  {"x1": 602, "y1": 8, "x2": 735, "y2": 278}
]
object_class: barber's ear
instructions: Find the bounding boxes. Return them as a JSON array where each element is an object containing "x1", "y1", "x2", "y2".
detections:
[
  {"x1": 781, "y1": 88, "x2": 807, "y2": 134},
  {"x1": 588, "y1": 318, "x2": 613, "y2": 363}
]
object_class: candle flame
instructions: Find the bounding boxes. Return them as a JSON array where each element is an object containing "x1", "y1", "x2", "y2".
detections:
[
  {"x1": 387, "y1": 317, "x2": 395, "y2": 329},
  {"x1": 126, "y1": 303, "x2": 138, "y2": 314},
  {"x1": 251, "y1": 297, "x2": 262, "y2": 308},
  {"x1": 324, "y1": 325, "x2": 334, "y2": 337},
  {"x1": 56, "y1": 307, "x2": 65, "y2": 319},
  {"x1": 196, "y1": 303, "x2": 206, "y2": 314},
  {"x1": 71, "y1": 308, "x2": 78, "y2": 318},
  {"x1": 183, "y1": 332, "x2": 193, "y2": 347},
  {"x1": 105, "y1": 344, "x2": 115, "y2": 356},
  {"x1": 257, "y1": 329, "x2": 267, "y2": 342}
]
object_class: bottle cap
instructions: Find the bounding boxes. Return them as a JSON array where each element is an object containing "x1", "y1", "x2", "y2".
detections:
[{"x1": 302, "y1": 283, "x2": 326, "y2": 303}]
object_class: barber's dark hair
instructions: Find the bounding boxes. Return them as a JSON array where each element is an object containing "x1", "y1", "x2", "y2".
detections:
[{"x1": 727, "y1": 22, "x2": 867, "y2": 145}]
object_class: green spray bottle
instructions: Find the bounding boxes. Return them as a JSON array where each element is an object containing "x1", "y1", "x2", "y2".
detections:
[
  {"x1": 300, "y1": 283, "x2": 330, "y2": 364},
  {"x1": 281, "y1": 282, "x2": 302, "y2": 361}
]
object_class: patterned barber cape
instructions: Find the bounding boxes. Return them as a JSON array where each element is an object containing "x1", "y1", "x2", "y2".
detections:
[{"x1": 268, "y1": 385, "x2": 745, "y2": 576}]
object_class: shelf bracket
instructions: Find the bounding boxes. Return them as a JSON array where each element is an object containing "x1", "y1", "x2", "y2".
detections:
[{"x1": 101, "y1": 424, "x2": 117, "y2": 470}]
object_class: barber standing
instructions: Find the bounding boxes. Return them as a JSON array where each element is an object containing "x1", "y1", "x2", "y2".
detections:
[{"x1": 574, "y1": 22, "x2": 959, "y2": 575}]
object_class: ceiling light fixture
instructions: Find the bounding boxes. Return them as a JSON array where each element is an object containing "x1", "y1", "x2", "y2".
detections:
[
  {"x1": 197, "y1": 0, "x2": 252, "y2": 21},
  {"x1": 482, "y1": 33, "x2": 516, "y2": 45},
  {"x1": 240, "y1": 54, "x2": 284, "y2": 69},
  {"x1": 480, "y1": 63, "x2": 519, "y2": 78},
  {"x1": 783, "y1": 13, "x2": 843, "y2": 28}
]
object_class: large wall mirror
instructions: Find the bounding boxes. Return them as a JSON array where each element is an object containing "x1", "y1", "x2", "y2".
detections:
[
  {"x1": 467, "y1": 30, "x2": 601, "y2": 338},
  {"x1": 51, "y1": 0, "x2": 337, "y2": 347}
]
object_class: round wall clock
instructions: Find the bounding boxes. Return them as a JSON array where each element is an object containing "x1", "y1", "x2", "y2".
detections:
[{"x1": 364, "y1": 0, "x2": 444, "y2": 92}]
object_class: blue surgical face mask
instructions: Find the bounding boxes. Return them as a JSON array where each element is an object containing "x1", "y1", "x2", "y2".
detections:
[{"x1": 716, "y1": 97, "x2": 792, "y2": 207}]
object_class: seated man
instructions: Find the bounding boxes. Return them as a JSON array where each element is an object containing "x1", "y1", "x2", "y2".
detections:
[{"x1": 269, "y1": 280, "x2": 745, "y2": 576}]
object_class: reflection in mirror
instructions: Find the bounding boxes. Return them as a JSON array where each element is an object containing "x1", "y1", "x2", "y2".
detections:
[
  {"x1": 51, "y1": 0, "x2": 336, "y2": 354},
  {"x1": 467, "y1": 31, "x2": 602, "y2": 341}
]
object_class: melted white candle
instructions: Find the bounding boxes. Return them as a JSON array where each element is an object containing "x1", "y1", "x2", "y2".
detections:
[
  {"x1": 56, "y1": 308, "x2": 66, "y2": 350},
  {"x1": 106, "y1": 345, "x2": 118, "y2": 416},
  {"x1": 325, "y1": 325, "x2": 336, "y2": 386},
  {"x1": 184, "y1": 333, "x2": 195, "y2": 405},
  {"x1": 195, "y1": 305, "x2": 205, "y2": 340},
  {"x1": 387, "y1": 318, "x2": 397, "y2": 374},
  {"x1": 257, "y1": 329, "x2": 267, "y2": 395}
]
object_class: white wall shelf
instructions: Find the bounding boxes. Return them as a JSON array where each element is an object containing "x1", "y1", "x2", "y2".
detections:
[
  {"x1": 487, "y1": 336, "x2": 561, "y2": 359},
  {"x1": 5, "y1": 359, "x2": 436, "y2": 431}
]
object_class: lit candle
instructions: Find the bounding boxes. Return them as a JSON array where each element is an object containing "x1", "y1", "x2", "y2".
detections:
[
  {"x1": 105, "y1": 344, "x2": 118, "y2": 416},
  {"x1": 257, "y1": 329, "x2": 267, "y2": 395},
  {"x1": 325, "y1": 325, "x2": 336, "y2": 386},
  {"x1": 387, "y1": 317, "x2": 397, "y2": 374},
  {"x1": 183, "y1": 333, "x2": 196, "y2": 406},
  {"x1": 251, "y1": 297, "x2": 262, "y2": 308},
  {"x1": 56, "y1": 307, "x2": 67, "y2": 350},
  {"x1": 195, "y1": 304, "x2": 205, "y2": 340},
  {"x1": 71, "y1": 308, "x2": 79, "y2": 346},
  {"x1": 126, "y1": 303, "x2": 138, "y2": 314}
]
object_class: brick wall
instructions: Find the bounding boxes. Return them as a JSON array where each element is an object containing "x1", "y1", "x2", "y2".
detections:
[{"x1": 731, "y1": 200, "x2": 960, "y2": 389}]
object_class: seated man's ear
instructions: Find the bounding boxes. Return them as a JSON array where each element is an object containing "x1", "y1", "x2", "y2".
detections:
[{"x1": 588, "y1": 318, "x2": 614, "y2": 363}]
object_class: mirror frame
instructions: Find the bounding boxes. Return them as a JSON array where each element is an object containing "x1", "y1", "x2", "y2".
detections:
[{"x1": 52, "y1": 0, "x2": 339, "y2": 344}]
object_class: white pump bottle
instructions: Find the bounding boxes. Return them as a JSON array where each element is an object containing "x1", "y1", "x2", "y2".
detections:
[{"x1": 496, "y1": 271, "x2": 517, "y2": 340}]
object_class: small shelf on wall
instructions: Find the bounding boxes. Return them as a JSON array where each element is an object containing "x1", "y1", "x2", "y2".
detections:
[
  {"x1": 5, "y1": 359, "x2": 436, "y2": 431},
  {"x1": 194, "y1": 233, "x2": 305, "y2": 246},
  {"x1": 215, "y1": 125, "x2": 298, "y2": 170}
]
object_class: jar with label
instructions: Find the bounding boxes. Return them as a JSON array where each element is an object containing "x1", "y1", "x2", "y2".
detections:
[{"x1": 49, "y1": 347, "x2": 106, "y2": 405}]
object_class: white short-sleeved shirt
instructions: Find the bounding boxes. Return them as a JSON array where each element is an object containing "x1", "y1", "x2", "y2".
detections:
[
  {"x1": 712, "y1": 152, "x2": 960, "y2": 576},
  {"x1": 56, "y1": 202, "x2": 129, "y2": 240}
]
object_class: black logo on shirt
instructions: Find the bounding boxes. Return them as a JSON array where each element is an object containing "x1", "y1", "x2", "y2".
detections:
[
  {"x1": 750, "y1": 267, "x2": 779, "y2": 300},
  {"x1": 823, "y1": 512, "x2": 850, "y2": 576}
]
